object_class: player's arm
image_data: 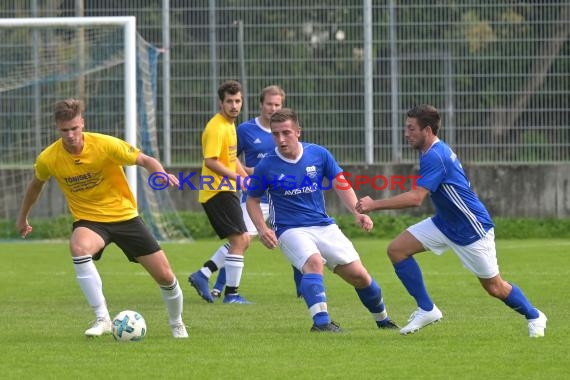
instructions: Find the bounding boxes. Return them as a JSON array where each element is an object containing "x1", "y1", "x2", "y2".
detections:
[
  {"x1": 136, "y1": 152, "x2": 179, "y2": 187},
  {"x1": 16, "y1": 176, "x2": 46, "y2": 238},
  {"x1": 332, "y1": 174, "x2": 373, "y2": 232},
  {"x1": 242, "y1": 162, "x2": 254, "y2": 176},
  {"x1": 204, "y1": 157, "x2": 248, "y2": 191},
  {"x1": 246, "y1": 195, "x2": 277, "y2": 249},
  {"x1": 235, "y1": 159, "x2": 248, "y2": 179},
  {"x1": 356, "y1": 187, "x2": 430, "y2": 213}
]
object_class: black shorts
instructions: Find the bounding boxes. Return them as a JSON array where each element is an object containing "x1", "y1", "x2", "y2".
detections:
[
  {"x1": 72, "y1": 216, "x2": 161, "y2": 263},
  {"x1": 202, "y1": 191, "x2": 247, "y2": 239}
]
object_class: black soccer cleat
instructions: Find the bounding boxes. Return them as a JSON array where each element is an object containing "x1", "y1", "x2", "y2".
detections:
[
  {"x1": 310, "y1": 321, "x2": 343, "y2": 333},
  {"x1": 376, "y1": 318, "x2": 400, "y2": 329}
]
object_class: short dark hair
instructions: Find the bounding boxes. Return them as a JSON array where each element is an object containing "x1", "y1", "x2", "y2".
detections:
[
  {"x1": 217, "y1": 80, "x2": 242, "y2": 101},
  {"x1": 407, "y1": 104, "x2": 441, "y2": 135},
  {"x1": 54, "y1": 99, "x2": 84, "y2": 123},
  {"x1": 270, "y1": 108, "x2": 300, "y2": 128}
]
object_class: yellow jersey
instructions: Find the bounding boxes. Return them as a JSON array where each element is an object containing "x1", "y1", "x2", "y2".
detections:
[
  {"x1": 198, "y1": 113, "x2": 239, "y2": 203},
  {"x1": 35, "y1": 132, "x2": 140, "y2": 222}
]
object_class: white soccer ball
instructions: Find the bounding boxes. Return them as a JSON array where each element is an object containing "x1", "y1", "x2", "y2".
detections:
[{"x1": 112, "y1": 310, "x2": 147, "y2": 342}]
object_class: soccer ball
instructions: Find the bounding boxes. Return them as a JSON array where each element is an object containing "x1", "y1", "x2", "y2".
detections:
[{"x1": 112, "y1": 310, "x2": 147, "y2": 342}]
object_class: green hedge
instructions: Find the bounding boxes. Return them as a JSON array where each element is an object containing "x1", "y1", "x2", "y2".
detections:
[{"x1": 2, "y1": 212, "x2": 570, "y2": 240}]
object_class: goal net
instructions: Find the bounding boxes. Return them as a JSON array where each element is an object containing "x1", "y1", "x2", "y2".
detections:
[{"x1": 0, "y1": 17, "x2": 191, "y2": 241}]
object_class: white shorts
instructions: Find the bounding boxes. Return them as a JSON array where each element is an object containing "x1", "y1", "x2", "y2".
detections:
[
  {"x1": 278, "y1": 224, "x2": 360, "y2": 272},
  {"x1": 241, "y1": 202, "x2": 269, "y2": 235},
  {"x1": 407, "y1": 218, "x2": 499, "y2": 279}
]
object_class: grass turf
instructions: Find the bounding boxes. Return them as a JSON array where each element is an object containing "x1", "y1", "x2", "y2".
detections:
[{"x1": 0, "y1": 239, "x2": 568, "y2": 379}]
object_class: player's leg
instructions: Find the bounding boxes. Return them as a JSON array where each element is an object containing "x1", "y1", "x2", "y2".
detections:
[
  {"x1": 136, "y1": 251, "x2": 188, "y2": 338},
  {"x1": 334, "y1": 261, "x2": 398, "y2": 329},
  {"x1": 279, "y1": 228, "x2": 340, "y2": 332},
  {"x1": 318, "y1": 224, "x2": 397, "y2": 329},
  {"x1": 70, "y1": 222, "x2": 112, "y2": 336},
  {"x1": 390, "y1": 218, "x2": 445, "y2": 334},
  {"x1": 223, "y1": 231, "x2": 251, "y2": 303},
  {"x1": 189, "y1": 192, "x2": 247, "y2": 303},
  {"x1": 210, "y1": 243, "x2": 229, "y2": 298},
  {"x1": 454, "y1": 229, "x2": 546, "y2": 337},
  {"x1": 113, "y1": 217, "x2": 188, "y2": 338},
  {"x1": 292, "y1": 266, "x2": 303, "y2": 297},
  {"x1": 301, "y1": 253, "x2": 338, "y2": 331}
]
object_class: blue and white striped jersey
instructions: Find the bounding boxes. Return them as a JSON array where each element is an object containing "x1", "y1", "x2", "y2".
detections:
[{"x1": 417, "y1": 139, "x2": 494, "y2": 245}]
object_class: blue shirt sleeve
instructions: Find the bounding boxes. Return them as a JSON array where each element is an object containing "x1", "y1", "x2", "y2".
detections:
[
  {"x1": 321, "y1": 146, "x2": 343, "y2": 178},
  {"x1": 416, "y1": 150, "x2": 446, "y2": 192}
]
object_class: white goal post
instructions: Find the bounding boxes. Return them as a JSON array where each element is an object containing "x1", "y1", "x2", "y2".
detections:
[
  {"x1": 0, "y1": 16, "x2": 191, "y2": 240},
  {"x1": 0, "y1": 16, "x2": 138, "y2": 198}
]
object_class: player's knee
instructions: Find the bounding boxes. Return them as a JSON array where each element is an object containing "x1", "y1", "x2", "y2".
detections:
[
  {"x1": 387, "y1": 241, "x2": 406, "y2": 263},
  {"x1": 70, "y1": 242, "x2": 95, "y2": 257},
  {"x1": 155, "y1": 268, "x2": 176, "y2": 286},
  {"x1": 231, "y1": 233, "x2": 250, "y2": 252},
  {"x1": 347, "y1": 271, "x2": 370, "y2": 288},
  {"x1": 481, "y1": 278, "x2": 509, "y2": 299},
  {"x1": 302, "y1": 254, "x2": 324, "y2": 273}
]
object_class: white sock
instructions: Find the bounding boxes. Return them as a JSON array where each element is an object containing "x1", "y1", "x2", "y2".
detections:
[
  {"x1": 211, "y1": 243, "x2": 229, "y2": 269},
  {"x1": 225, "y1": 254, "x2": 244, "y2": 288},
  {"x1": 160, "y1": 279, "x2": 184, "y2": 325},
  {"x1": 73, "y1": 255, "x2": 109, "y2": 320}
]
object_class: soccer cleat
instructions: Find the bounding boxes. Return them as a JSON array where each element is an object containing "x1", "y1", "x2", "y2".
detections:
[
  {"x1": 222, "y1": 293, "x2": 253, "y2": 304},
  {"x1": 400, "y1": 305, "x2": 443, "y2": 335},
  {"x1": 310, "y1": 321, "x2": 343, "y2": 333},
  {"x1": 188, "y1": 271, "x2": 214, "y2": 303},
  {"x1": 210, "y1": 288, "x2": 222, "y2": 298},
  {"x1": 376, "y1": 318, "x2": 399, "y2": 329},
  {"x1": 170, "y1": 322, "x2": 189, "y2": 338},
  {"x1": 85, "y1": 317, "x2": 112, "y2": 337},
  {"x1": 528, "y1": 310, "x2": 547, "y2": 338}
]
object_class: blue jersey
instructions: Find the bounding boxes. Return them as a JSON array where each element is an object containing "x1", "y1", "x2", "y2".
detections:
[
  {"x1": 247, "y1": 142, "x2": 342, "y2": 237},
  {"x1": 416, "y1": 139, "x2": 494, "y2": 245},
  {"x1": 236, "y1": 117, "x2": 274, "y2": 203}
]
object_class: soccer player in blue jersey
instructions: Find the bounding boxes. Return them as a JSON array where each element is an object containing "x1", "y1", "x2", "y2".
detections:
[
  {"x1": 210, "y1": 85, "x2": 304, "y2": 299},
  {"x1": 356, "y1": 104, "x2": 547, "y2": 337},
  {"x1": 246, "y1": 108, "x2": 398, "y2": 332}
]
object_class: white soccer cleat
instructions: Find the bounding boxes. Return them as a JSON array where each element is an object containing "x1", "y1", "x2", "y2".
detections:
[
  {"x1": 85, "y1": 317, "x2": 112, "y2": 337},
  {"x1": 171, "y1": 322, "x2": 189, "y2": 338},
  {"x1": 400, "y1": 305, "x2": 443, "y2": 335},
  {"x1": 528, "y1": 310, "x2": 547, "y2": 338}
]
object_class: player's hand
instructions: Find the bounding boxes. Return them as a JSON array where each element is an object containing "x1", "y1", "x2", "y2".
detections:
[
  {"x1": 166, "y1": 173, "x2": 179, "y2": 187},
  {"x1": 16, "y1": 219, "x2": 33, "y2": 238},
  {"x1": 355, "y1": 213, "x2": 373, "y2": 232},
  {"x1": 239, "y1": 176, "x2": 250, "y2": 192},
  {"x1": 356, "y1": 196, "x2": 375, "y2": 214},
  {"x1": 258, "y1": 228, "x2": 278, "y2": 249}
]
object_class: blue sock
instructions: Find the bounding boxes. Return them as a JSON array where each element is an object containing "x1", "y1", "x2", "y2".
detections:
[
  {"x1": 301, "y1": 273, "x2": 329, "y2": 326},
  {"x1": 355, "y1": 278, "x2": 385, "y2": 313},
  {"x1": 394, "y1": 257, "x2": 434, "y2": 311},
  {"x1": 503, "y1": 283, "x2": 539, "y2": 319},
  {"x1": 355, "y1": 278, "x2": 390, "y2": 325},
  {"x1": 292, "y1": 266, "x2": 303, "y2": 297},
  {"x1": 213, "y1": 267, "x2": 226, "y2": 291}
]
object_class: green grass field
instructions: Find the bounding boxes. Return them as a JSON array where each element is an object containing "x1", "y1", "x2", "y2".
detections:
[{"x1": 1, "y1": 239, "x2": 568, "y2": 379}]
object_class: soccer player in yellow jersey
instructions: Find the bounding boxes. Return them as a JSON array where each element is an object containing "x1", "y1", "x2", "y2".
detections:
[
  {"x1": 188, "y1": 80, "x2": 252, "y2": 304},
  {"x1": 15, "y1": 98, "x2": 188, "y2": 338}
]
